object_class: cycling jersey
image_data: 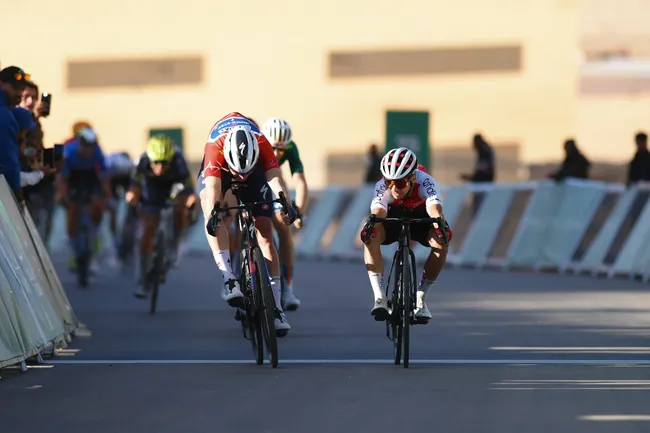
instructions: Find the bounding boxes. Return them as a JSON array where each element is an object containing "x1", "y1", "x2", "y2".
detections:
[
  {"x1": 61, "y1": 139, "x2": 106, "y2": 178},
  {"x1": 132, "y1": 152, "x2": 193, "y2": 212},
  {"x1": 200, "y1": 112, "x2": 279, "y2": 179},
  {"x1": 277, "y1": 140, "x2": 304, "y2": 175},
  {"x1": 371, "y1": 169, "x2": 442, "y2": 212}
]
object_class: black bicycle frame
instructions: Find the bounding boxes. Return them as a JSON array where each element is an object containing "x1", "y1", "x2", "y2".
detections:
[{"x1": 207, "y1": 183, "x2": 290, "y2": 276}]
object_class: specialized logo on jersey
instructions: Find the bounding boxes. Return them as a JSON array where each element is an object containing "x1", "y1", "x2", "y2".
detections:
[
  {"x1": 260, "y1": 183, "x2": 269, "y2": 198},
  {"x1": 208, "y1": 117, "x2": 261, "y2": 142}
]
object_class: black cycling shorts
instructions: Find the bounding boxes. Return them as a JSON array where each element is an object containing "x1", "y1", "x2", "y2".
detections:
[
  {"x1": 109, "y1": 174, "x2": 131, "y2": 197},
  {"x1": 198, "y1": 163, "x2": 273, "y2": 218},
  {"x1": 382, "y1": 206, "x2": 433, "y2": 247}
]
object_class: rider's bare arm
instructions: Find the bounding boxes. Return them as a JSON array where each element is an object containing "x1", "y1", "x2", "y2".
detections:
[
  {"x1": 293, "y1": 172, "x2": 308, "y2": 213},
  {"x1": 265, "y1": 167, "x2": 290, "y2": 201},
  {"x1": 201, "y1": 176, "x2": 222, "y2": 221}
]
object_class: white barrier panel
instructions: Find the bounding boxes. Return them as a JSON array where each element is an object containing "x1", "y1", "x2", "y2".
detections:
[
  {"x1": 0, "y1": 267, "x2": 31, "y2": 367},
  {"x1": 295, "y1": 187, "x2": 347, "y2": 259},
  {"x1": 0, "y1": 193, "x2": 65, "y2": 351},
  {"x1": 323, "y1": 185, "x2": 374, "y2": 260},
  {"x1": 0, "y1": 176, "x2": 82, "y2": 369},
  {"x1": 505, "y1": 181, "x2": 560, "y2": 268},
  {"x1": 537, "y1": 179, "x2": 610, "y2": 272},
  {"x1": 610, "y1": 189, "x2": 650, "y2": 277},
  {"x1": 22, "y1": 210, "x2": 80, "y2": 334},
  {"x1": 457, "y1": 184, "x2": 518, "y2": 267},
  {"x1": 573, "y1": 186, "x2": 638, "y2": 274}
]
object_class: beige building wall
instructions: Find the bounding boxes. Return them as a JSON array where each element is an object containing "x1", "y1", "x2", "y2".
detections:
[
  {"x1": 577, "y1": 0, "x2": 650, "y2": 164},
  {"x1": 3, "y1": 0, "x2": 578, "y2": 187}
]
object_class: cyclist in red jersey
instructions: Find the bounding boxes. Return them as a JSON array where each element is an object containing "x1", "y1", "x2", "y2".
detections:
[
  {"x1": 197, "y1": 112, "x2": 297, "y2": 336},
  {"x1": 360, "y1": 147, "x2": 452, "y2": 323}
]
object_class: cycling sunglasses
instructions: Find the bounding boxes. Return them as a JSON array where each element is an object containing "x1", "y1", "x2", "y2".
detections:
[
  {"x1": 384, "y1": 177, "x2": 410, "y2": 189},
  {"x1": 152, "y1": 159, "x2": 169, "y2": 165}
]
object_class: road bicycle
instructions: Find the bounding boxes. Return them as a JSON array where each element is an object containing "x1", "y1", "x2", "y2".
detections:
[
  {"x1": 207, "y1": 185, "x2": 291, "y2": 368},
  {"x1": 362, "y1": 211, "x2": 449, "y2": 368}
]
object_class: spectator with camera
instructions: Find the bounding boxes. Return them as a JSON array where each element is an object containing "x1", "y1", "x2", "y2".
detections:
[{"x1": 19, "y1": 79, "x2": 58, "y2": 244}]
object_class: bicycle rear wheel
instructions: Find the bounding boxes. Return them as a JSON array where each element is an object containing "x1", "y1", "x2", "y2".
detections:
[
  {"x1": 77, "y1": 221, "x2": 91, "y2": 288},
  {"x1": 149, "y1": 231, "x2": 165, "y2": 315},
  {"x1": 401, "y1": 246, "x2": 412, "y2": 369},
  {"x1": 252, "y1": 247, "x2": 278, "y2": 368}
]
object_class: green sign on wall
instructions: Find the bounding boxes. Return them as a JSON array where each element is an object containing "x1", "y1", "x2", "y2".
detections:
[
  {"x1": 148, "y1": 127, "x2": 185, "y2": 154},
  {"x1": 385, "y1": 111, "x2": 430, "y2": 171}
]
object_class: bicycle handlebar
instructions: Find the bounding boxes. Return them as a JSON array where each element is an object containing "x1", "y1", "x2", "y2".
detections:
[
  {"x1": 206, "y1": 190, "x2": 290, "y2": 237},
  {"x1": 367, "y1": 215, "x2": 443, "y2": 225},
  {"x1": 362, "y1": 213, "x2": 450, "y2": 245}
]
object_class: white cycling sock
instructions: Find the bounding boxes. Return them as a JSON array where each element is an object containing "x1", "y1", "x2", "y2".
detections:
[
  {"x1": 417, "y1": 279, "x2": 435, "y2": 305},
  {"x1": 270, "y1": 276, "x2": 283, "y2": 310},
  {"x1": 213, "y1": 250, "x2": 236, "y2": 281},
  {"x1": 369, "y1": 273, "x2": 385, "y2": 300}
]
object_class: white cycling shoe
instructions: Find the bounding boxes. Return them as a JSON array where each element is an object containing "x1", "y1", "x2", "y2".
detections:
[
  {"x1": 371, "y1": 297, "x2": 389, "y2": 321},
  {"x1": 414, "y1": 290, "x2": 432, "y2": 322},
  {"x1": 275, "y1": 311, "x2": 291, "y2": 337},
  {"x1": 281, "y1": 283, "x2": 301, "y2": 311},
  {"x1": 222, "y1": 278, "x2": 244, "y2": 308}
]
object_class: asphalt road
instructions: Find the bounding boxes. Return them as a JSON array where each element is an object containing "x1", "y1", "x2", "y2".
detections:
[{"x1": 3, "y1": 255, "x2": 650, "y2": 433}]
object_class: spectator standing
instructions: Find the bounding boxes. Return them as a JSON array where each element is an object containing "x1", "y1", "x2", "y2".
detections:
[
  {"x1": 460, "y1": 133, "x2": 495, "y2": 183},
  {"x1": 0, "y1": 66, "x2": 29, "y2": 199},
  {"x1": 550, "y1": 139, "x2": 590, "y2": 181},
  {"x1": 627, "y1": 131, "x2": 650, "y2": 186},
  {"x1": 460, "y1": 133, "x2": 495, "y2": 215},
  {"x1": 364, "y1": 143, "x2": 382, "y2": 184}
]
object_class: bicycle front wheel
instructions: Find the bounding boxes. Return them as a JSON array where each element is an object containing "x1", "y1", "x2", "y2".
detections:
[
  {"x1": 149, "y1": 231, "x2": 165, "y2": 315},
  {"x1": 392, "y1": 252, "x2": 403, "y2": 365},
  {"x1": 401, "y1": 245, "x2": 413, "y2": 368},
  {"x1": 240, "y1": 250, "x2": 263, "y2": 365},
  {"x1": 252, "y1": 247, "x2": 278, "y2": 368}
]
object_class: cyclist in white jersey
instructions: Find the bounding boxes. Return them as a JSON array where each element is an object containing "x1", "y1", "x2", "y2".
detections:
[
  {"x1": 360, "y1": 147, "x2": 453, "y2": 323},
  {"x1": 105, "y1": 151, "x2": 136, "y2": 254}
]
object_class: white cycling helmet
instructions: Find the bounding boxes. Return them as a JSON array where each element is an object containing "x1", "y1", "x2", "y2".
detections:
[
  {"x1": 109, "y1": 153, "x2": 134, "y2": 174},
  {"x1": 263, "y1": 117, "x2": 292, "y2": 147},
  {"x1": 223, "y1": 126, "x2": 260, "y2": 174},
  {"x1": 380, "y1": 147, "x2": 418, "y2": 180}
]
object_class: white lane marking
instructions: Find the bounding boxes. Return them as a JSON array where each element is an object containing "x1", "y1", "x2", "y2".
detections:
[
  {"x1": 579, "y1": 415, "x2": 650, "y2": 421},
  {"x1": 46, "y1": 359, "x2": 650, "y2": 365}
]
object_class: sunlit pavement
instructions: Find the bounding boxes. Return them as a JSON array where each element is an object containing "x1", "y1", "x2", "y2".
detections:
[{"x1": 3, "y1": 256, "x2": 650, "y2": 433}]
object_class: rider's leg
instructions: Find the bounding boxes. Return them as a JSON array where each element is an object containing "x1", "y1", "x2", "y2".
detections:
[
  {"x1": 89, "y1": 195, "x2": 105, "y2": 267},
  {"x1": 134, "y1": 207, "x2": 160, "y2": 298},
  {"x1": 272, "y1": 210, "x2": 301, "y2": 310},
  {"x1": 223, "y1": 190, "x2": 242, "y2": 270},
  {"x1": 255, "y1": 215, "x2": 291, "y2": 334},
  {"x1": 413, "y1": 228, "x2": 448, "y2": 321},
  {"x1": 199, "y1": 180, "x2": 243, "y2": 306},
  {"x1": 171, "y1": 193, "x2": 190, "y2": 265},
  {"x1": 363, "y1": 223, "x2": 388, "y2": 320},
  {"x1": 66, "y1": 200, "x2": 81, "y2": 264}
]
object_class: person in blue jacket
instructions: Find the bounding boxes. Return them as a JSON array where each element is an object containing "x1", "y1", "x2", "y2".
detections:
[
  {"x1": 0, "y1": 66, "x2": 29, "y2": 198},
  {"x1": 59, "y1": 127, "x2": 112, "y2": 270}
]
